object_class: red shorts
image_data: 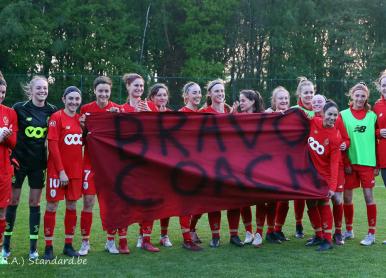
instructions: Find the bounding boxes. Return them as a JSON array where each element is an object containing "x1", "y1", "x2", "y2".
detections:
[
  {"x1": 46, "y1": 176, "x2": 82, "y2": 202},
  {"x1": 335, "y1": 166, "x2": 345, "y2": 193},
  {"x1": 82, "y1": 168, "x2": 96, "y2": 195},
  {"x1": 0, "y1": 175, "x2": 11, "y2": 208},
  {"x1": 344, "y1": 165, "x2": 375, "y2": 190}
]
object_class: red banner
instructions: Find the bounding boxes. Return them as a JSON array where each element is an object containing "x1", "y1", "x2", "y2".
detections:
[{"x1": 86, "y1": 109, "x2": 328, "y2": 229}]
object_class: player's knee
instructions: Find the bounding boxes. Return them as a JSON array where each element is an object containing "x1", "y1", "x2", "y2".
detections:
[
  {"x1": 46, "y1": 202, "x2": 58, "y2": 212},
  {"x1": 83, "y1": 196, "x2": 95, "y2": 210},
  {"x1": 66, "y1": 201, "x2": 77, "y2": 210}
]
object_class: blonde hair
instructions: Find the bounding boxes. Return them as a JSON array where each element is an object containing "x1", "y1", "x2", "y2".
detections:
[
  {"x1": 271, "y1": 86, "x2": 290, "y2": 110},
  {"x1": 347, "y1": 82, "x2": 371, "y2": 111},
  {"x1": 182, "y1": 81, "x2": 200, "y2": 105},
  {"x1": 296, "y1": 76, "x2": 315, "y2": 98},
  {"x1": 205, "y1": 79, "x2": 225, "y2": 106},
  {"x1": 0, "y1": 71, "x2": 6, "y2": 87},
  {"x1": 22, "y1": 76, "x2": 48, "y2": 99},
  {"x1": 375, "y1": 69, "x2": 386, "y2": 92}
]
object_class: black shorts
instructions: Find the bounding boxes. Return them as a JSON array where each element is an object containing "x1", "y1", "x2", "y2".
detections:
[{"x1": 12, "y1": 166, "x2": 45, "y2": 189}]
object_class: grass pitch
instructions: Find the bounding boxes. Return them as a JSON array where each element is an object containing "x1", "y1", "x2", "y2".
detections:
[{"x1": 2, "y1": 177, "x2": 386, "y2": 277}]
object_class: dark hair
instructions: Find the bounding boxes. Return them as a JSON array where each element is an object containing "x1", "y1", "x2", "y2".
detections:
[
  {"x1": 93, "y1": 76, "x2": 112, "y2": 90},
  {"x1": 123, "y1": 73, "x2": 144, "y2": 102},
  {"x1": 0, "y1": 71, "x2": 6, "y2": 87},
  {"x1": 323, "y1": 99, "x2": 339, "y2": 113},
  {"x1": 240, "y1": 89, "x2": 265, "y2": 112},
  {"x1": 148, "y1": 83, "x2": 169, "y2": 101},
  {"x1": 63, "y1": 86, "x2": 81, "y2": 98}
]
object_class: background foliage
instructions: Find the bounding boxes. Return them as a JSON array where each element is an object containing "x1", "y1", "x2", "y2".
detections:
[{"x1": 1, "y1": 0, "x2": 386, "y2": 108}]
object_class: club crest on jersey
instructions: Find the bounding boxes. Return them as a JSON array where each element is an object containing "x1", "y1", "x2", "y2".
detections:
[
  {"x1": 314, "y1": 130, "x2": 318, "y2": 134},
  {"x1": 49, "y1": 120, "x2": 56, "y2": 127},
  {"x1": 323, "y1": 139, "x2": 329, "y2": 146},
  {"x1": 380, "y1": 113, "x2": 383, "y2": 117},
  {"x1": 50, "y1": 189, "x2": 56, "y2": 198},
  {"x1": 3, "y1": 116, "x2": 9, "y2": 126},
  {"x1": 66, "y1": 126, "x2": 71, "y2": 130}
]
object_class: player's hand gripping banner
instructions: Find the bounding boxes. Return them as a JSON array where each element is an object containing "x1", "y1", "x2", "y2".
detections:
[{"x1": 86, "y1": 109, "x2": 328, "y2": 229}]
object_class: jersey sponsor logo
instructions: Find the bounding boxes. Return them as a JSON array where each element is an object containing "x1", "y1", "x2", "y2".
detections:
[
  {"x1": 25, "y1": 126, "x2": 47, "y2": 138},
  {"x1": 308, "y1": 137, "x2": 325, "y2": 155},
  {"x1": 64, "y1": 134, "x2": 82, "y2": 145},
  {"x1": 354, "y1": 125, "x2": 366, "y2": 133},
  {"x1": 26, "y1": 117, "x2": 32, "y2": 121}
]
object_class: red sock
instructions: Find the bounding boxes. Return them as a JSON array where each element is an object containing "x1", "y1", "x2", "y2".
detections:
[
  {"x1": 160, "y1": 218, "x2": 170, "y2": 236},
  {"x1": 0, "y1": 218, "x2": 5, "y2": 243},
  {"x1": 141, "y1": 221, "x2": 153, "y2": 242},
  {"x1": 319, "y1": 204, "x2": 333, "y2": 242},
  {"x1": 366, "y1": 204, "x2": 377, "y2": 234},
  {"x1": 255, "y1": 203, "x2": 266, "y2": 236},
  {"x1": 64, "y1": 209, "x2": 77, "y2": 244},
  {"x1": 275, "y1": 201, "x2": 289, "y2": 232},
  {"x1": 179, "y1": 216, "x2": 192, "y2": 241},
  {"x1": 118, "y1": 227, "x2": 127, "y2": 245},
  {"x1": 307, "y1": 206, "x2": 322, "y2": 238},
  {"x1": 44, "y1": 211, "x2": 56, "y2": 246},
  {"x1": 266, "y1": 202, "x2": 276, "y2": 234},
  {"x1": 190, "y1": 214, "x2": 202, "y2": 231},
  {"x1": 208, "y1": 211, "x2": 221, "y2": 239},
  {"x1": 107, "y1": 229, "x2": 117, "y2": 241},
  {"x1": 80, "y1": 211, "x2": 92, "y2": 241},
  {"x1": 343, "y1": 203, "x2": 354, "y2": 231},
  {"x1": 241, "y1": 206, "x2": 253, "y2": 233},
  {"x1": 227, "y1": 209, "x2": 240, "y2": 236},
  {"x1": 333, "y1": 203, "x2": 343, "y2": 234},
  {"x1": 294, "y1": 200, "x2": 305, "y2": 225}
]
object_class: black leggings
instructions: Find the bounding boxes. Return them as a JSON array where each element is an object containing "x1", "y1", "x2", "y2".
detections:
[{"x1": 381, "y1": 168, "x2": 386, "y2": 187}]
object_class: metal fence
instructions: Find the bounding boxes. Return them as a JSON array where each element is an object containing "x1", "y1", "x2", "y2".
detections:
[{"x1": 1, "y1": 74, "x2": 380, "y2": 110}]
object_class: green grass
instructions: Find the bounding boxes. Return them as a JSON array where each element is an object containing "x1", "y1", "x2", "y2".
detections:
[{"x1": 2, "y1": 177, "x2": 386, "y2": 277}]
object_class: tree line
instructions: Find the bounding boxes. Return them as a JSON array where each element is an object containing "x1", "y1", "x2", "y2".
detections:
[{"x1": 1, "y1": 0, "x2": 385, "y2": 108}]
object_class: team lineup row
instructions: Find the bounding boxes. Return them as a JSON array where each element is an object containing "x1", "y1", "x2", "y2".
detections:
[{"x1": 0, "y1": 70, "x2": 385, "y2": 264}]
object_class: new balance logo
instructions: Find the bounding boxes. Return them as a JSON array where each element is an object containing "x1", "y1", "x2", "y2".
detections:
[
  {"x1": 354, "y1": 125, "x2": 366, "y2": 133},
  {"x1": 64, "y1": 134, "x2": 82, "y2": 145}
]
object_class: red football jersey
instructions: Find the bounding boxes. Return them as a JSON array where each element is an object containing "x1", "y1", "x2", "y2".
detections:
[
  {"x1": 81, "y1": 101, "x2": 121, "y2": 169},
  {"x1": 0, "y1": 104, "x2": 18, "y2": 178},
  {"x1": 179, "y1": 106, "x2": 198, "y2": 112},
  {"x1": 374, "y1": 96, "x2": 386, "y2": 167},
  {"x1": 121, "y1": 103, "x2": 136, "y2": 112},
  {"x1": 308, "y1": 117, "x2": 341, "y2": 191},
  {"x1": 199, "y1": 105, "x2": 229, "y2": 114},
  {"x1": 47, "y1": 110, "x2": 83, "y2": 179}
]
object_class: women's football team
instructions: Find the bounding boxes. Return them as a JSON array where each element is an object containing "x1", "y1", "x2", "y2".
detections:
[{"x1": 1, "y1": 69, "x2": 386, "y2": 263}]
